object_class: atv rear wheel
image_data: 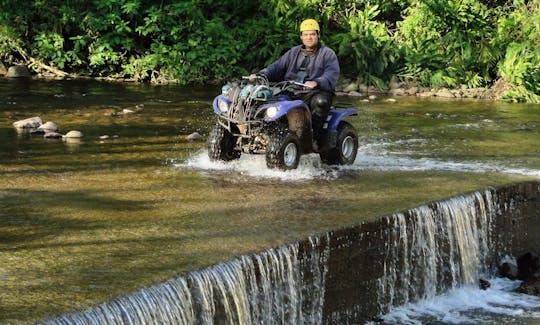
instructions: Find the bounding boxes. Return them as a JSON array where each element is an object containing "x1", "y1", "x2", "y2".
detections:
[
  {"x1": 208, "y1": 124, "x2": 241, "y2": 161},
  {"x1": 266, "y1": 129, "x2": 301, "y2": 170},
  {"x1": 320, "y1": 121, "x2": 358, "y2": 165}
]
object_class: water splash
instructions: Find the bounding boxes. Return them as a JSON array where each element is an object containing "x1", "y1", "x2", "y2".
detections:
[
  {"x1": 174, "y1": 149, "x2": 340, "y2": 181},
  {"x1": 172, "y1": 139, "x2": 540, "y2": 180},
  {"x1": 377, "y1": 277, "x2": 540, "y2": 325}
]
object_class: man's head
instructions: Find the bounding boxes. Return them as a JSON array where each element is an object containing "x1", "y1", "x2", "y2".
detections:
[{"x1": 300, "y1": 19, "x2": 320, "y2": 50}]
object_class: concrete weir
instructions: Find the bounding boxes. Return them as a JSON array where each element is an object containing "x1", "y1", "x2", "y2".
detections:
[{"x1": 42, "y1": 181, "x2": 540, "y2": 324}]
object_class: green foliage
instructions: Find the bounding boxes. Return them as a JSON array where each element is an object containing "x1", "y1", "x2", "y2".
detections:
[
  {"x1": 34, "y1": 32, "x2": 68, "y2": 68},
  {"x1": 328, "y1": 3, "x2": 396, "y2": 88},
  {"x1": 494, "y1": 0, "x2": 540, "y2": 103},
  {"x1": 0, "y1": 0, "x2": 537, "y2": 102},
  {"x1": 395, "y1": 0, "x2": 497, "y2": 88}
]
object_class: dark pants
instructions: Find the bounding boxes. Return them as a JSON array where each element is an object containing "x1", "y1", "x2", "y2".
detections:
[{"x1": 300, "y1": 90, "x2": 333, "y2": 145}]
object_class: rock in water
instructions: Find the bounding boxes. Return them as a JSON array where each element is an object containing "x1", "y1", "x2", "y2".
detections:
[
  {"x1": 186, "y1": 132, "x2": 202, "y2": 142},
  {"x1": 36, "y1": 121, "x2": 58, "y2": 133},
  {"x1": 63, "y1": 130, "x2": 83, "y2": 138},
  {"x1": 13, "y1": 116, "x2": 42, "y2": 129},
  {"x1": 518, "y1": 278, "x2": 540, "y2": 296},
  {"x1": 479, "y1": 278, "x2": 491, "y2": 290},
  {"x1": 6, "y1": 65, "x2": 31, "y2": 78},
  {"x1": 44, "y1": 132, "x2": 63, "y2": 139},
  {"x1": 0, "y1": 62, "x2": 6, "y2": 76},
  {"x1": 517, "y1": 252, "x2": 540, "y2": 280}
]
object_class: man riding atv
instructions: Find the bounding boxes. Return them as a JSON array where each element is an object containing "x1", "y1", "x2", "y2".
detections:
[
  {"x1": 207, "y1": 19, "x2": 358, "y2": 170},
  {"x1": 249, "y1": 18, "x2": 339, "y2": 151}
]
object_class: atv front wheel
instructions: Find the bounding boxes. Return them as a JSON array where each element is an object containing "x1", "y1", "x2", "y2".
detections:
[
  {"x1": 208, "y1": 124, "x2": 241, "y2": 161},
  {"x1": 320, "y1": 121, "x2": 358, "y2": 165},
  {"x1": 266, "y1": 129, "x2": 301, "y2": 170}
]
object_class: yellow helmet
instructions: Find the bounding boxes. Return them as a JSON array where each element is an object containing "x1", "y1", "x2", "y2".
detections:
[{"x1": 300, "y1": 19, "x2": 320, "y2": 32}]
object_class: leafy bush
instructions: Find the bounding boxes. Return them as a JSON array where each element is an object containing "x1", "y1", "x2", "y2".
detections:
[
  {"x1": 395, "y1": 0, "x2": 498, "y2": 88},
  {"x1": 0, "y1": 0, "x2": 537, "y2": 102},
  {"x1": 494, "y1": 0, "x2": 540, "y2": 102},
  {"x1": 328, "y1": 3, "x2": 397, "y2": 89}
]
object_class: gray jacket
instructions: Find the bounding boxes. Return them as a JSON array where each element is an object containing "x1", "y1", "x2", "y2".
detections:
[{"x1": 259, "y1": 44, "x2": 340, "y2": 93}]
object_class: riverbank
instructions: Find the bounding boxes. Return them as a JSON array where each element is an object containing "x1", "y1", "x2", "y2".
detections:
[
  {"x1": 336, "y1": 77, "x2": 514, "y2": 102},
  {"x1": 0, "y1": 62, "x2": 518, "y2": 103}
]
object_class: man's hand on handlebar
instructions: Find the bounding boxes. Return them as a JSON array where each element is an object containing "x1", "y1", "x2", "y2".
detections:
[
  {"x1": 248, "y1": 74, "x2": 258, "y2": 83},
  {"x1": 304, "y1": 81, "x2": 317, "y2": 89}
]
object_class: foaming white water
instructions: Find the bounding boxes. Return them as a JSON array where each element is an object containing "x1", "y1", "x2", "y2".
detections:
[
  {"x1": 173, "y1": 139, "x2": 540, "y2": 180},
  {"x1": 378, "y1": 277, "x2": 540, "y2": 325},
  {"x1": 174, "y1": 149, "x2": 339, "y2": 181},
  {"x1": 350, "y1": 141, "x2": 540, "y2": 177}
]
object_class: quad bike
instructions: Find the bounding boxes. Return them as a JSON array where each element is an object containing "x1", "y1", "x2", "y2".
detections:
[{"x1": 208, "y1": 76, "x2": 359, "y2": 170}]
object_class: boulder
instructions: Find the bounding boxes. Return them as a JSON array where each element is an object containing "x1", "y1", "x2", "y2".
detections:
[
  {"x1": 517, "y1": 252, "x2": 540, "y2": 280},
  {"x1": 63, "y1": 130, "x2": 83, "y2": 139},
  {"x1": 0, "y1": 62, "x2": 6, "y2": 76},
  {"x1": 499, "y1": 261, "x2": 518, "y2": 280},
  {"x1": 6, "y1": 65, "x2": 31, "y2": 78},
  {"x1": 44, "y1": 132, "x2": 63, "y2": 139},
  {"x1": 186, "y1": 132, "x2": 202, "y2": 142},
  {"x1": 388, "y1": 88, "x2": 405, "y2": 96},
  {"x1": 479, "y1": 278, "x2": 491, "y2": 290},
  {"x1": 13, "y1": 116, "x2": 42, "y2": 129},
  {"x1": 405, "y1": 87, "x2": 418, "y2": 95},
  {"x1": 417, "y1": 91, "x2": 435, "y2": 98},
  {"x1": 388, "y1": 75, "x2": 402, "y2": 89},
  {"x1": 36, "y1": 121, "x2": 58, "y2": 133},
  {"x1": 517, "y1": 278, "x2": 540, "y2": 296},
  {"x1": 348, "y1": 91, "x2": 363, "y2": 97},
  {"x1": 343, "y1": 82, "x2": 359, "y2": 93},
  {"x1": 435, "y1": 88, "x2": 455, "y2": 98}
]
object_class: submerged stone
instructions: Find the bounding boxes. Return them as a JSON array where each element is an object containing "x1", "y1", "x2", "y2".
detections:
[{"x1": 44, "y1": 132, "x2": 63, "y2": 139}]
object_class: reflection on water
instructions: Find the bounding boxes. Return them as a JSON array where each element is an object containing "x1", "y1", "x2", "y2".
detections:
[{"x1": 1, "y1": 78, "x2": 539, "y2": 323}]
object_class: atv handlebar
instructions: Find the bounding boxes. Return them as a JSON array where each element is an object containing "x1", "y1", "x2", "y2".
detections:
[{"x1": 244, "y1": 75, "x2": 311, "y2": 90}]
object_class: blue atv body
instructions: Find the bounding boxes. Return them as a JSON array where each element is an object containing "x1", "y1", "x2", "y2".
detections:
[{"x1": 208, "y1": 78, "x2": 359, "y2": 170}]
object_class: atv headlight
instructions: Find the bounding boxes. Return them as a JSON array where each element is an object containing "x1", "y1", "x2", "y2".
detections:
[
  {"x1": 265, "y1": 106, "x2": 279, "y2": 118},
  {"x1": 218, "y1": 99, "x2": 230, "y2": 113}
]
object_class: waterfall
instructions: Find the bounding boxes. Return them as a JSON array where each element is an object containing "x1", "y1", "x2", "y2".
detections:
[
  {"x1": 45, "y1": 235, "x2": 331, "y2": 325},
  {"x1": 41, "y1": 182, "x2": 540, "y2": 324},
  {"x1": 377, "y1": 191, "x2": 495, "y2": 310}
]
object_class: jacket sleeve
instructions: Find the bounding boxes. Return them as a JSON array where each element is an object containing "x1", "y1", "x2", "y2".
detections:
[
  {"x1": 258, "y1": 53, "x2": 288, "y2": 82},
  {"x1": 313, "y1": 47, "x2": 340, "y2": 93}
]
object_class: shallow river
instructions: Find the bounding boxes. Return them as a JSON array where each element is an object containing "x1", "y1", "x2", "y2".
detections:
[{"x1": 0, "y1": 78, "x2": 539, "y2": 323}]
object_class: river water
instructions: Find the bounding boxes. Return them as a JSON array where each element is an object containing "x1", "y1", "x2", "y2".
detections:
[{"x1": 0, "y1": 78, "x2": 539, "y2": 324}]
